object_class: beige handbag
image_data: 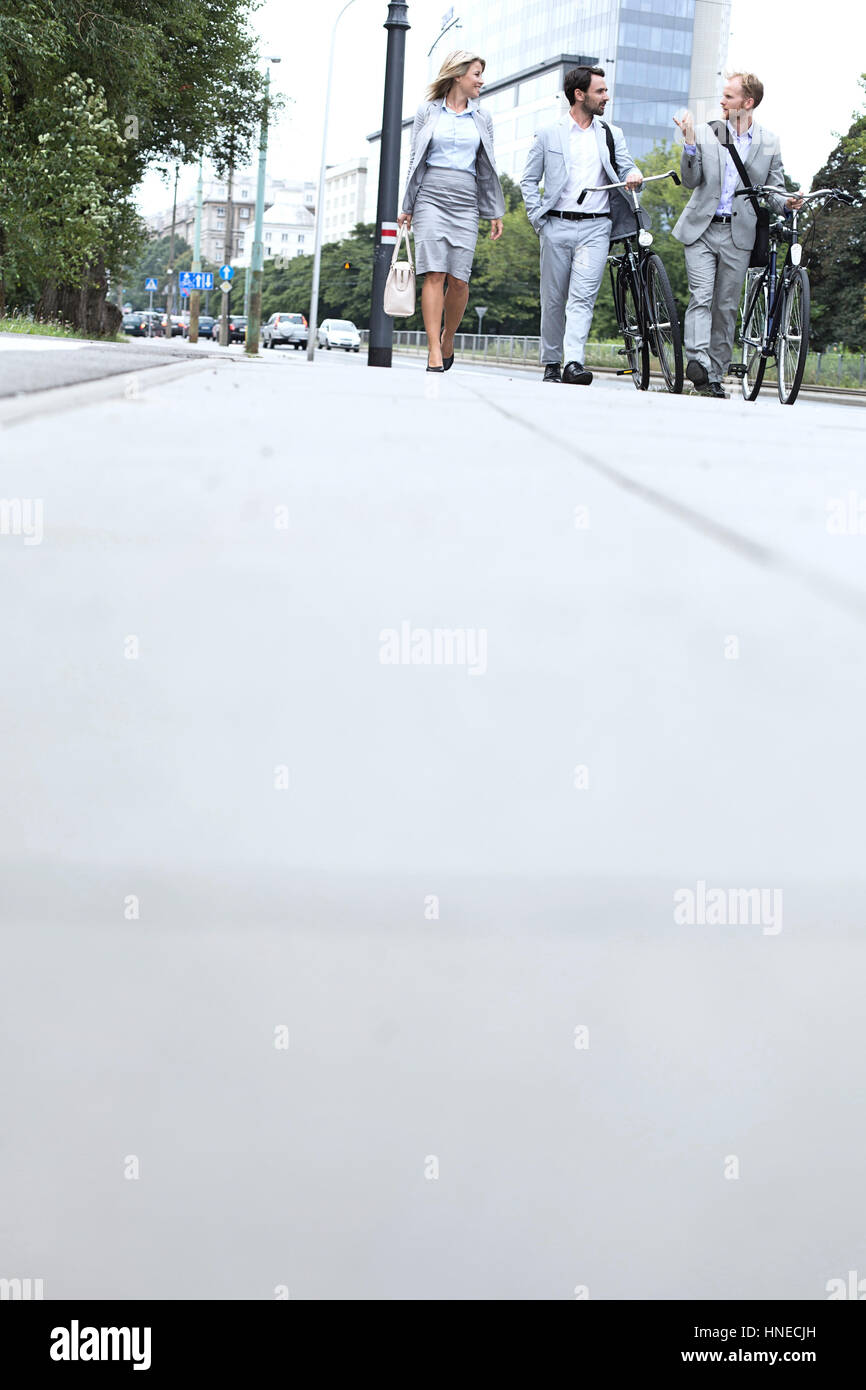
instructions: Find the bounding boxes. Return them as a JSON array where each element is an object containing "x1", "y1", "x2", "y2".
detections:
[{"x1": 383, "y1": 223, "x2": 416, "y2": 317}]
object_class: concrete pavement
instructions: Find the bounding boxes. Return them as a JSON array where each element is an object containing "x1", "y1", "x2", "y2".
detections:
[{"x1": 1, "y1": 348, "x2": 864, "y2": 1299}]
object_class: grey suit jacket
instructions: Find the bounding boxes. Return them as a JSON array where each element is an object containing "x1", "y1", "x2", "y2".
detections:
[
  {"x1": 673, "y1": 121, "x2": 789, "y2": 250},
  {"x1": 401, "y1": 98, "x2": 506, "y2": 220},
  {"x1": 520, "y1": 114, "x2": 646, "y2": 240}
]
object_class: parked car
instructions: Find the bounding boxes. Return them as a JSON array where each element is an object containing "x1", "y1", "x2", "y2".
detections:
[
  {"x1": 228, "y1": 315, "x2": 247, "y2": 344},
  {"x1": 261, "y1": 311, "x2": 307, "y2": 349},
  {"x1": 140, "y1": 310, "x2": 163, "y2": 336},
  {"x1": 121, "y1": 312, "x2": 149, "y2": 337},
  {"x1": 317, "y1": 318, "x2": 361, "y2": 352},
  {"x1": 160, "y1": 314, "x2": 185, "y2": 337},
  {"x1": 182, "y1": 315, "x2": 217, "y2": 339}
]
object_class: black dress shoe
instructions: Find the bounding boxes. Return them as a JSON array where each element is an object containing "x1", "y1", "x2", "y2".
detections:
[
  {"x1": 686, "y1": 359, "x2": 709, "y2": 387},
  {"x1": 542, "y1": 363, "x2": 562, "y2": 383},
  {"x1": 562, "y1": 361, "x2": 593, "y2": 385},
  {"x1": 707, "y1": 381, "x2": 728, "y2": 398},
  {"x1": 440, "y1": 337, "x2": 455, "y2": 371}
]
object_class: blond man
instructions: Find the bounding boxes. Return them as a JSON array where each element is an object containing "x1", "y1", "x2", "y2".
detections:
[{"x1": 673, "y1": 72, "x2": 802, "y2": 398}]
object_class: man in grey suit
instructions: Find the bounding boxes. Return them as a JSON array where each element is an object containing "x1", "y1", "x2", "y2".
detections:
[
  {"x1": 673, "y1": 72, "x2": 803, "y2": 398},
  {"x1": 521, "y1": 66, "x2": 643, "y2": 384}
]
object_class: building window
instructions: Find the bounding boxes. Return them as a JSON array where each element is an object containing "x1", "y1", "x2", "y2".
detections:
[
  {"x1": 240, "y1": 207, "x2": 249, "y2": 219},
  {"x1": 298, "y1": 235, "x2": 305, "y2": 245},
  {"x1": 215, "y1": 206, "x2": 225, "y2": 217},
  {"x1": 281, "y1": 232, "x2": 289, "y2": 241},
  {"x1": 265, "y1": 232, "x2": 272, "y2": 242}
]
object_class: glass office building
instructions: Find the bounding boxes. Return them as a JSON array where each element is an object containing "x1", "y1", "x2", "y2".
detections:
[
  {"x1": 441, "y1": 0, "x2": 731, "y2": 158},
  {"x1": 364, "y1": 0, "x2": 730, "y2": 223}
]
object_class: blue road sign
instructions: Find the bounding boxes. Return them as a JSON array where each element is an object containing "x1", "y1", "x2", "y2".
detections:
[
  {"x1": 179, "y1": 271, "x2": 215, "y2": 291},
  {"x1": 144, "y1": 277, "x2": 158, "y2": 292},
  {"x1": 180, "y1": 286, "x2": 190, "y2": 296},
  {"x1": 219, "y1": 264, "x2": 234, "y2": 281}
]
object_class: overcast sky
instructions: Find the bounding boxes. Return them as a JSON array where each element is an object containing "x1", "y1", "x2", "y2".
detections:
[{"x1": 137, "y1": 0, "x2": 866, "y2": 216}]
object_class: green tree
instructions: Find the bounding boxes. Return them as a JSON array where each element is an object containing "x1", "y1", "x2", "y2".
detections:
[
  {"x1": 121, "y1": 232, "x2": 193, "y2": 309},
  {"x1": 806, "y1": 80, "x2": 866, "y2": 350},
  {"x1": 0, "y1": 1, "x2": 267, "y2": 331}
]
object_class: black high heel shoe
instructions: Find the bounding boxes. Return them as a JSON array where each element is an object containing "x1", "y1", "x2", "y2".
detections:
[
  {"x1": 440, "y1": 334, "x2": 454, "y2": 371},
  {"x1": 426, "y1": 363, "x2": 445, "y2": 372}
]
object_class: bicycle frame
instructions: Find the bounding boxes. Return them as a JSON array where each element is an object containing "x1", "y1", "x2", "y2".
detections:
[{"x1": 577, "y1": 170, "x2": 682, "y2": 382}]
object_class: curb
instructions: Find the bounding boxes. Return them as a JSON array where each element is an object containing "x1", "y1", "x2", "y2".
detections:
[{"x1": 0, "y1": 359, "x2": 216, "y2": 428}]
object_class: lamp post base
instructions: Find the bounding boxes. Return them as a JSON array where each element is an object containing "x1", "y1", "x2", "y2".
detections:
[{"x1": 367, "y1": 344, "x2": 393, "y2": 368}]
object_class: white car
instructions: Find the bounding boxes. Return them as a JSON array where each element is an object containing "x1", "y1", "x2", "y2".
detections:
[{"x1": 317, "y1": 319, "x2": 361, "y2": 352}]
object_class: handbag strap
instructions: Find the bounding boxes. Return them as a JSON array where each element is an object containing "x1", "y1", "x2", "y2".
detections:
[
  {"x1": 709, "y1": 120, "x2": 762, "y2": 217},
  {"x1": 390, "y1": 222, "x2": 414, "y2": 270}
]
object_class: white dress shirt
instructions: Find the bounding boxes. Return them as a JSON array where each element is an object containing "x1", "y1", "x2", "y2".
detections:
[
  {"x1": 716, "y1": 122, "x2": 753, "y2": 214},
  {"x1": 555, "y1": 118, "x2": 609, "y2": 214},
  {"x1": 426, "y1": 102, "x2": 481, "y2": 172}
]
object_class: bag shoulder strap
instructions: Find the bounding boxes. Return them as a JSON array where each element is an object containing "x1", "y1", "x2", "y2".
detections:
[
  {"x1": 599, "y1": 119, "x2": 618, "y2": 176},
  {"x1": 390, "y1": 222, "x2": 414, "y2": 270},
  {"x1": 708, "y1": 119, "x2": 761, "y2": 215}
]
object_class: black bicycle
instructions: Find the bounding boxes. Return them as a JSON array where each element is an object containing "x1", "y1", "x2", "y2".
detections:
[
  {"x1": 577, "y1": 170, "x2": 684, "y2": 392},
  {"x1": 736, "y1": 184, "x2": 857, "y2": 405}
]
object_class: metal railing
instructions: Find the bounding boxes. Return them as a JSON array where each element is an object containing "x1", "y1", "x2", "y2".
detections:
[
  {"x1": 359, "y1": 330, "x2": 866, "y2": 389},
  {"x1": 360, "y1": 330, "x2": 629, "y2": 372}
]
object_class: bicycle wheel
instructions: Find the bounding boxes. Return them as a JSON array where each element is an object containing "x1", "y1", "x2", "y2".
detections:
[
  {"x1": 644, "y1": 254, "x2": 683, "y2": 393},
  {"x1": 740, "y1": 271, "x2": 768, "y2": 401},
  {"x1": 615, "y1": 265, "x2": 650, "y2": 390},
  {"x1": 776, "y1": 268, "x2": 810, "y2": 405}
]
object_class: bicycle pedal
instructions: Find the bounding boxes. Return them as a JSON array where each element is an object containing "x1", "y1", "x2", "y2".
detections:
[{"x1": 616, "y1": 369, "x2": 633, "y2": 376}]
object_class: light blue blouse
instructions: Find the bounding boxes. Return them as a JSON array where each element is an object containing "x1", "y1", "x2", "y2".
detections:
[{"x1": 426, "y1": 103, "x2": 481, "y2": 172}]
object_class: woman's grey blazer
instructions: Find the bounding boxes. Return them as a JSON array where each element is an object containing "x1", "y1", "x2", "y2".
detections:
[{"x1": 401, "y1": 98, "x2": 506, "y2": 220}]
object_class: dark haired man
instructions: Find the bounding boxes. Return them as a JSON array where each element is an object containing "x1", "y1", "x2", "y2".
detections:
[
  {"x1": 520, "y1": 66, "x2": 643, "y2": 383},
  {"x1": 673, "y1": 72, "x2": 803, "y2": 398}
]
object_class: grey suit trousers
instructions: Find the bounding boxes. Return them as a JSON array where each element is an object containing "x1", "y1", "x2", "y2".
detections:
[
  {"x1": 683, "y1": 221, "x2": 752, "y2": 381},
  {"x1": 539, "y1": 216, "x2": 611, "y2": 366}
]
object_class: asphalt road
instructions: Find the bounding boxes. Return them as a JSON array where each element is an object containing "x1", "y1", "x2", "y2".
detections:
[{"x1": 1, "y1": 348, "x2": 864, "y2": 1299}]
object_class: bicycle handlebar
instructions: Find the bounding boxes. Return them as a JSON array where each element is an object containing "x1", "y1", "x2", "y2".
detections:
[
  {"x1": 576, "y1": 169, "x2": 681, "y2": 204},
  {"x1": 733, "y1": 185, "x2": 857, "y2": 205}
]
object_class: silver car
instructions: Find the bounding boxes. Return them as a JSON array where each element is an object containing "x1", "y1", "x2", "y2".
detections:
[{"x1": 261, "y1": 312, "x2": 308, "y2": 349}]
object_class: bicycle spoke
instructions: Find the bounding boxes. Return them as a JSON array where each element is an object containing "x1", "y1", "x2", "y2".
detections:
[
  {"x1": 777, "y1": 270, "x2": 810, "y2": 404},
  {"x1": 645, "y1": 255, "x2": 682, "y2": 393}
]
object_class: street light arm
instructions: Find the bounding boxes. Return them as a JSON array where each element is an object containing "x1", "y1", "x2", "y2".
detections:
[{"x1": 427, "y1": 15, "x2": 461, "y2": 58}]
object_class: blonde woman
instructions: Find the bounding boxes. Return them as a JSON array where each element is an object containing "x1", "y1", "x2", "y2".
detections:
[{"x1": 398, "y1": 51, "x2": 505, "y2": 372}]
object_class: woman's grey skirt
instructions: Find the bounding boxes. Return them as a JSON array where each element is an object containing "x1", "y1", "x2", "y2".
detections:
[{"x1": 412, "y1": 166, "x2": 479, "y2": 280}]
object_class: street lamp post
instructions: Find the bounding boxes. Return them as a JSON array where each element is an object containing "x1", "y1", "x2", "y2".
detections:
[
  {"x1": 188, "y1": 157, "x2": 204, "y2": 342},
  {"x1": 368, "y1": 1, "x2": 410, "y2": 368},
  {"x1": 164, "y1": 162, "x2": 180, "y2": 333},
  {"x1": 307, "y1": 0, "x2": 359, "y2": 362},
  {"x1": 246, "y1": 58, "x2": 281, "y2": 356}
]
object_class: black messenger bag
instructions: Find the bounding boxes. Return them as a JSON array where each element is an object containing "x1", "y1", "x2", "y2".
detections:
[{"x1": 709, "y1": 120, "x2": 771, "y2": 267}]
